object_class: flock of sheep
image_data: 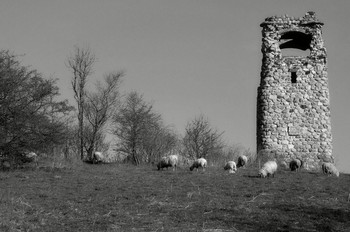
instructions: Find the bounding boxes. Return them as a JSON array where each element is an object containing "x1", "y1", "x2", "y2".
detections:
[
  {"x1": 19, "y1": 151, "x2": 340, "y2": 178},
  {"x1": 156, "y1": 154, "x2": 340, "y2": 177},
  {"x1": 20, "y1": 151, "x2": 339, "y2": 178}
]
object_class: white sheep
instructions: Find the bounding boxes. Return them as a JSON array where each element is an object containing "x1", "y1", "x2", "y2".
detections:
[
  {"x1": 92, "y1": 151, "x2": 104, "y2": 164},
  {"x1": 237, "y1": 155, "x2": 248, "y2": 168},
  {"x1": 289, "y1": 158, "x2": 303, "y2": 172},
  {"x1": 259, "y1": 160, "x2": 278, "y2": 178},
  {"x1": 224, "y1": 161, "x2": 237, "y2": 173},
  {"x1": 190, "y1": 158, "x2": 207, "y2": 171},
  {"x1": 26, "y1": 152, "x2": 37, "y2": 159},
  {"x1": 157, "y1": 155, "x2": 178, "y2": 171},
  {"x1": 322, "y1": 162, "x2": 339, "y2": 177},
  {"x1": 24, "y1": 152, "x2": 38, "y2": 166}
]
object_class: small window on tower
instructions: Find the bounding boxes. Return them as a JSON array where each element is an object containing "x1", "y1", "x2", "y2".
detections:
[{"x1": 291, "y1": 72, "x2": 297, "y2": 83}]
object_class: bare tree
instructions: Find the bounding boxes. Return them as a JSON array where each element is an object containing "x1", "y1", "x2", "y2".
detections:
[
  {"x1": 112, "y1": 91, "x2": 162, "y2": 165},
  {"x1": 67, "y1": 46, "x2": 96, "y2": 160},
  {"x1": 139, "y1": 123, "x2": 179, "y2": 164},
  {"x1": 83, "y1": 71, "x2": 123, "y2": 159},
  {"x1": 183, "y1": 114, "x2": 225, "y2": 159}
]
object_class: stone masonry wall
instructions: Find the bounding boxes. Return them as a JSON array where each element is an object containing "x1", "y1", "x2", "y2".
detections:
[{"x1": 257, "y1": 12, "x2": 333, "y2": 171}]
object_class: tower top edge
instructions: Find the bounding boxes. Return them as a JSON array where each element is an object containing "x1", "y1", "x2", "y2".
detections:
[{"x1": 260, "y1": 11, "x2": 324, "y2": 27}]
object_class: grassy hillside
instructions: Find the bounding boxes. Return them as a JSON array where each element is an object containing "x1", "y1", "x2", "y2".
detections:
[{"x1": 0, "y1": 163, "x2": 349, "y2": 231}]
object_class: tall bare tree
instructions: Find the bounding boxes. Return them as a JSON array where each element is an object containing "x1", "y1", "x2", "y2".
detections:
[
  {"x1": 83, "y1": 71, "x2": 123, "y2": 159},
  {"x1": 67, "y1": 46, "x2": 96, "y2": 160},
  {"x1": 183, "y1": 114, "x2": 225, "y2": 159},
  {"x1": 112, "y1": 91, "x2": 161, "y2": 165}
]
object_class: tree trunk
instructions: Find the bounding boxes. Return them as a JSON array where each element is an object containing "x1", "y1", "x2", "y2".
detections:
[
  {"x1": 131, "y1": 147, "x2": 140, "y2": 165},
  {"x1": 79, "y1": 115, "x2": 84, "y2": 160}
]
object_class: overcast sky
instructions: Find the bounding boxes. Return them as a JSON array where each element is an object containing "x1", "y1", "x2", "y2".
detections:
[{"x1": 1, "y1": 0, "x2": 349, "y2": 173}]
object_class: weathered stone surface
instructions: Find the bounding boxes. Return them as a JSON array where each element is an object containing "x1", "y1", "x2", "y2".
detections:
[{"x1": 256, "y1": 12, "x2": 333, "y2": 171}]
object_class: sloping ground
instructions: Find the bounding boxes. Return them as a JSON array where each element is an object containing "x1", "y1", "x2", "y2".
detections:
[{"x1": 0, "y1": 164, "x2": 349, "y2": 231}]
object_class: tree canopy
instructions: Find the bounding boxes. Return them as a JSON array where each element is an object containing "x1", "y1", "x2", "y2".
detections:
[
  {"x1": 0, "y1": 50, "x2": 74, "y2": 157},
  {"x1": 113, "y1": 91, "x2": 178, "y2": 165},
  {"x1": 183, "y1": 114, "x2": 225, "y2": 159}
]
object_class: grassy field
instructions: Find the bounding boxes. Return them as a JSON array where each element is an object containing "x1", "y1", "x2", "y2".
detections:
[{"x1": 0, "y1": 162, "x2": 349, "y2": 232}]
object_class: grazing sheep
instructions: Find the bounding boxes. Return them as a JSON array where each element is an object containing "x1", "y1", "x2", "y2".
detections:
[
  {"x1": 190, "y1": 158, "x2": 207, "y2": 171},
  {"x1": 237, "y1": 155, "x2": 248, "y2": 168},
  {"x1": 29, "y1": 152, "x2": 38, "y2": 166},
  {"x1": 157, "y1": 155, "x2": 178, "y2": 171},
  {"x1": 92, "y1": 152, "x2": 104, "y2": 164},
  {"x1": 289, "y1": 158, "x2": 303, "y2": 172},
  {"x1": 22, "y1": 152, "x2": 38, "y2": 166},
  {"x1": 259, "y1": 160, "x2": 278, "y2": 178},
  {"x1": 26, "y1": 152, "x2": 37, "y2": 159},
  {"x1": 224, "y1": 161, "x2": 237, "y2": 173},
  {"x1": 157, "y1": 156, "x2": 168, "y2": 170},
  {"x1": 322, "y1": 162, "x2": 339, "y2": 177}
]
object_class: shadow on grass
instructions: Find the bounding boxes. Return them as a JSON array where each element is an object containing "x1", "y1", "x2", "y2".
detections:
[{"x1": 243, "y1": 175, "x2": 260, "y2": 178}]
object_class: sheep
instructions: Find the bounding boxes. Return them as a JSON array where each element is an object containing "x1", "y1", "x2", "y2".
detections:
[
  {"x1": 259, "y1": 160, "x2": 278, "y2": 178},
  {"x1": 157, "y1": 156, "x2": 168, "y2": 170},
  {"x1": 157, "y1": 155, "x2": 178, "y2": 171},
  {"x1": 224, "y1": 161, "x2": 237, "y2": 173},
  {"x1": 289, "y1": 158, "x2": 303, "y2": 172},
  {"x1": 322, "y1": 162, "x2": 339, "y2": 177},
  {"x1": 190, "y1": 158, "x2": 207, "y2": 171},
  {"x1": 21, "y1": 152, "x2": 38, "y2": 166},
  {"x1": 26, "y1": 152, "x2": 37, "y2": 160},
  {"x1": 92, "y1": 152, "x2": 104, "y2": 164},
  {"x1": 27, "y1": 152, "x2": 38, "y2": 166},
  {"x1": 237, "y1": 155, "x2": 248, "y2": 168}
]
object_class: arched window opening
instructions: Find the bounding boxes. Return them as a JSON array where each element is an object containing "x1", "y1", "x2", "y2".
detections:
[{"x1": 280, "y1": 31, "x2": 312, "y2": 57}]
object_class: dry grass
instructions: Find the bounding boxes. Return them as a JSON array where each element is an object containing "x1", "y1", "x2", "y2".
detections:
[{"x1": 0, "y1": 163, "x2": 349, "y2": 231}]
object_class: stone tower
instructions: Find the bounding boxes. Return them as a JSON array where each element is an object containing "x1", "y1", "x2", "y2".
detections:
[{"x1": 256, "y1": 12, "x2": 333, "y2": 170}]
